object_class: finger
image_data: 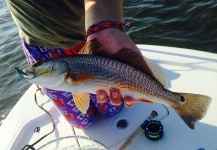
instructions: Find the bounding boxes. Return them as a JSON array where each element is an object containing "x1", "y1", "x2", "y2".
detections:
[
  {"x1": 110, "y1": 88, "x2": 123, "y2": 106},
  {"x1": 124, "y1": 96, "x2": 135, "y2": 108},
  {"x1": 96, "y1": 90, "x2": 108, "y2": 103}
]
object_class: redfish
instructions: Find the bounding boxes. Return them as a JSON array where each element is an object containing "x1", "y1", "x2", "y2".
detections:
[{"x1": 16, "y1": 39, "x2": 211, "y2": 129}]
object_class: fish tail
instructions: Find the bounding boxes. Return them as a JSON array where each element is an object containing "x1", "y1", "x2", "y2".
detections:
[{"x1": 172, "y1": 93, "x2": 211, "y2": 129}]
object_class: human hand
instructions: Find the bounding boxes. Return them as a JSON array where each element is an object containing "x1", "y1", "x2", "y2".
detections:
[
  {"x1": 84, "y1": 0, "x2": 140, "y2": 108},
  {"x1": 97, "y1": 89, "x2": 136, "y2": 108},
  {"x1": 86, "y1": 28, "x2": 140, "y2": 108}
]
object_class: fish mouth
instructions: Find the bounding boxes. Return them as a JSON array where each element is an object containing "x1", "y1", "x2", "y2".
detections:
[{"x1": 15, "y1": 67, "x2": 35, "y2": 79}]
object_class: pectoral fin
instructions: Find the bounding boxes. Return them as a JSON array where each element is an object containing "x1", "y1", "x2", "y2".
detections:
[
  {"x1": 73, "y1": 92, "x2": 90, "y2": 114},
  {"x1": 65, "y1": 73, "x2": 95, "y2": 86}
]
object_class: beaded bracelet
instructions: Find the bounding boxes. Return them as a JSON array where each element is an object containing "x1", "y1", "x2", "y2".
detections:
[{"x1": 85, "y1": 18, "x2": 133, "y2": 41}]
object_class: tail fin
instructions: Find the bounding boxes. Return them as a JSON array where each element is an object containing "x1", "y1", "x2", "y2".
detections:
[{"x1": 172, "y1": 93, "x2": 211, "y2": 129}]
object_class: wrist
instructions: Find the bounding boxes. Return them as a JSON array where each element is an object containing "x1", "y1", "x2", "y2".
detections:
[
  {"x1": 86, "y1": 27, "x2": 121, "y2": 42},
  {"x1": 85, "y1": 20, "x2": 125, "y2": 41}
]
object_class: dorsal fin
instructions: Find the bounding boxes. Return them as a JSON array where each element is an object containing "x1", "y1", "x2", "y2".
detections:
[
  {"x1": 112, "y1": 48, "x2": 168, "y2": 87},
  {"x1": 79, "y1": 38, "x2": 168, "y2": 87},
  {"x1": 142, "y1": 56, "x2": 168, "y2": 87},
  {"x1": 78, "y1": 38, "x2": 104, "y2": 55}
]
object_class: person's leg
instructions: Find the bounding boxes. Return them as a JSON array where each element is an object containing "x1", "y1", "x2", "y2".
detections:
[
  {"x1": 42, "y1": 88, "x2": 95, "y2": 129},
  {"x1": 21, "y1": 40, "x2": 84, "y2": 65}
]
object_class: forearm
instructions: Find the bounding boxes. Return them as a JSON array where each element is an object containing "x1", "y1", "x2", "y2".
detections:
[
  {"x1": 84, "y1": 0, "x2": 123, "y2": 31},
  {"x1": 84, "y1": 0, "x2": 141, "y2": 55}
]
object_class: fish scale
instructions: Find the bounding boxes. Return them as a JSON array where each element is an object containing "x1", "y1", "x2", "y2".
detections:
[
  {"x1": 17, "y1": 40, "x2": 211, "y2": 129},
  {"x1": 64, "y1": 55, "x2": 179, "y2": 105}
]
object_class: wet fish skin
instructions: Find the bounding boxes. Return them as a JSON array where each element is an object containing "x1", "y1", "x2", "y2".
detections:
[{"x1": 17, "y1": 39, "x2": 212, "y2": 129}]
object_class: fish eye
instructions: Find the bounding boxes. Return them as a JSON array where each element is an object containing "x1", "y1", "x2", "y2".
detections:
[{"x1": 180, "y1": 96, "x2": 185, "y2": 102}]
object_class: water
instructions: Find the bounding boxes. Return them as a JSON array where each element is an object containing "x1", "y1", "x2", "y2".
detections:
[
  {"x1": 0, "y1": 0, "x2": 217, "y2": 125},
  {"x1": 123, "y1": 0, "x2": 217, "y2": 52}
]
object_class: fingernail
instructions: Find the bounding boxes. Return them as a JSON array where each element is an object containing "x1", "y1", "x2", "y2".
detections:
[
  {"x1": 98, "y1": 94, "x2": 105, "y2": 100},
  {"x1": 125, "y1": 101, "x2": 132, "y2": 105},
  {"x1": 111, "y1": 91, "x2": 119, "y2": 99}
]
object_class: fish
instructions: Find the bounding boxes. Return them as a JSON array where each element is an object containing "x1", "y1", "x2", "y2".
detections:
[{"x1": 16, "y1": 38, "x2": 211, "y2": 129}]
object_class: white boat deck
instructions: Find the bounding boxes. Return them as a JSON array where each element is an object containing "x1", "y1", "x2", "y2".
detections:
[{"x1": 0, "y1": 45, "x2": 217, "y2": 150}]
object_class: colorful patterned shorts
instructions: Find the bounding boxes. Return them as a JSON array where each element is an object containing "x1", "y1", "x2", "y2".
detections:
[{"x1": 21, "y1": 40, "x2": 123, "y2": 129}]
